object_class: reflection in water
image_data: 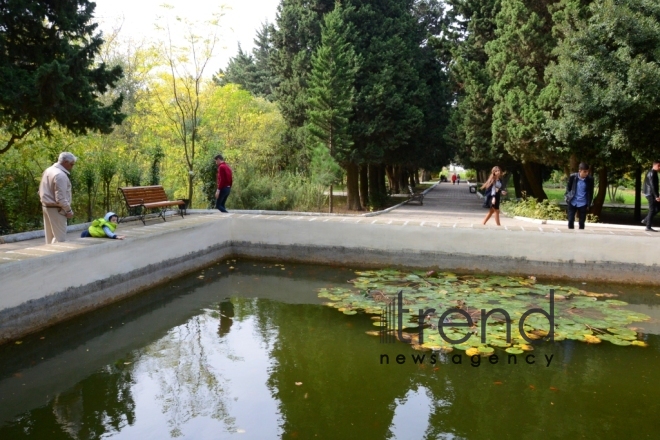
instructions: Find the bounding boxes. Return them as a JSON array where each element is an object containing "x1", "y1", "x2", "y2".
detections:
[
  {"x1": 3, "y1": 367, "x2": 135, "y2": 439},
  {"x1": 140, "y1": 315, "x2": 235, "y2": 437},
  {"x1": 0, "y1": 261, "x2": 659, "y2": 439},
  {"x1": 389, "y1": 387, "x2": 433, "y2": 439}
]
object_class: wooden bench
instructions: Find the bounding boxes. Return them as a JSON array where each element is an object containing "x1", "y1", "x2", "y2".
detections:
[
  {"x1": 407, "y1": 185, "x2": 424, "y2": 205},
  {"x1": 118, "y1": 185, "x2": 185, "y2": 225}
]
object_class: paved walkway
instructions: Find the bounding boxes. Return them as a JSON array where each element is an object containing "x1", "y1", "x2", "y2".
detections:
[
  {"x1": 1, "y1": 182, "x2": 656, "y2": 266},
  {"x1": 381, "y1": 181, "x2": 655, "y2": 233}
]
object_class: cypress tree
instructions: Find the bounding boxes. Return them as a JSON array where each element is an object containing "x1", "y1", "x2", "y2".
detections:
[
  {"x1": 486, "y1": 0, "x2": 559, "y2": 200},
  {"x1": 271, "y1": 0, "x2": 336, "y2": 163},
  {"x1": 306, "y1": 3, "x2": 358, "y2": 212}
]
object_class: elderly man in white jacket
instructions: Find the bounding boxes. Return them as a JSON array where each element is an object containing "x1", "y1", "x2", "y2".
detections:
[{"x1": 38, "y1": 152, "x2": 77, "y2": 243}]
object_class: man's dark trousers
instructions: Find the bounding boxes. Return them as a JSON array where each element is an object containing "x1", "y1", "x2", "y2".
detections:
[
  {"x1": 216, "y1": 186, "x2": 231, "y2": 213},
  {"x1": 568, "y1": 203, "x2": 587, "y2": 229},
  {"x1": 644, "y1": 196, "x2": 659, "y2": 227}
]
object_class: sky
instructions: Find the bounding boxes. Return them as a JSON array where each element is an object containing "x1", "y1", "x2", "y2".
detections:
[{"x1": 93, "y1": 0, "x2": 280, "y2": 75}]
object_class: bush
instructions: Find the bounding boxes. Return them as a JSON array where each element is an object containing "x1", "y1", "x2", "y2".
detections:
[
  {"x1": 501, "y1": 198, "x2": 598, "y2": 222},
  {"x1": 227, "y1": 164, "x2": 326, "y2": 212},
  {"x1": 501, "y1": 199, "x2": 567, "y2": 220}
]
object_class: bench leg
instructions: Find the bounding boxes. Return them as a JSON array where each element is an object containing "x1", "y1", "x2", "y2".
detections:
[
  {"x1": 138, "y1": 206, "x2": 147, "y2": 226},
  {"x1": 159, "y1": 208, "x2": 167, "y2": 222}
]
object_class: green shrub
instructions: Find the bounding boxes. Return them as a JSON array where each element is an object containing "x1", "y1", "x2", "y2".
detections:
[
  {"x1": 227, "y1": 164, "x2": 326, "y2": 212},
  {"x1": 501, "y1": 198, "x2": 598, "y2": 222},
  {"x1": 500, "y1": 199, "x2": 567, "y2": 220}
]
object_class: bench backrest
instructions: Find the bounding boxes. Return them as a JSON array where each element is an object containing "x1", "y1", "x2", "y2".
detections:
[{"x1": 119, "y1": 185, "x2": 170, "y2": 207}]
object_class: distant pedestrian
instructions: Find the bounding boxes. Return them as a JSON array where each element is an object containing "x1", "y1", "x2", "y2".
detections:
[
  {"x1": 451, "y1": 173, "x2": 456, "y2": 185},
  {"x1": 81, "y1": 212, "x2": 125, "y2": 239},
  {"x1": 214, "y1": 154, "x2": 233, "y2": 213},
  {"x1": 481, "y1": 166, "x2": 507, "y2": 226},
  {"x1": 457, "y1": 174, "x2": 461, "y2": 185},
  {"x1": 565, "y1": 163, "x2": 595, "y2": 230},
  {"x1": 38, "y1": 152, "x2": 77, "y2": 244},
  {"x1": 642, "y1": 160, "x2": 660, "y2": 231}
]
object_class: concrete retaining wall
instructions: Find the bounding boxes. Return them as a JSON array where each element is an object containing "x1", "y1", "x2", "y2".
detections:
[{"x1": 1, "y1": 214, "x2": 657, "y2": 343}]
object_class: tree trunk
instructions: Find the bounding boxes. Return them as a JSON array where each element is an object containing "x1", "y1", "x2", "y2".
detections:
[
  {"x1": 398, "y1": 166, "x2": 407, "y2": 194},
  {"x1": 591, "y1": 164, "x2": 608, "y2": 218},
  {"x1": 346, "y1": 163, "x2": 363, "y2": 211},
  {"x1": 569, "y1": 154, "x2": 579, "y2": 174},
  {"x1": 368, "y1": 163, "x2": 380, "y2": 206},
  {"x1": 378, "y1": 164, "x2": 387, "y2": 195},
  {"x1": 329, "y1": 184, "x2": 333, "y2": 213},
  {"x1": 512, "y1": 167, "x2": 522, "y2": 199},
  {"x1": 634, "y1": 165, "x2": 642, "y2": 222},
  {"x1": 414, "y1": 169, "x2": 420, "y2": 185},
  {"x1": 359, "y1": 164, "x2": 369, "y2": 208},
  {"x1": 385, "y1": 165, "x2": 395, "y2": 194},
  {"x1": 521, "y1": 161, "x2": 547, "y2": 200},
  {"x1": 187, "y1": 172, "x2": 194, "y2": 209},
  {"x1": 408, "y1": 169, "x2": 416, "y2": 187}
]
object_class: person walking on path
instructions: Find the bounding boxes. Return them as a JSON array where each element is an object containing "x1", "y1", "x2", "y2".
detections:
[
  {"x1": 565, "y1": 163, "x2": 595, "y2": 230},
  {"x1": 215, "y1": 154, "x2": 233, "y2": 213},
  {"x1": 81, "y1": 212, "x2": 125, "y2": 240},
  {"x1": 642, "y1": 160, "x2": 660, "y2": 231},
  {"x1": 451, "y1": 173, "x2": 456, "y2": 185},
  {"x1": 457, "y1": 174, "x2": 461, "y2": 185},
  {"x1": 481, "y1": 167, "x2": 507, "y2": 226},
  {"x1": 39, "y1": 152, "x2": 77, "y2": 244}
]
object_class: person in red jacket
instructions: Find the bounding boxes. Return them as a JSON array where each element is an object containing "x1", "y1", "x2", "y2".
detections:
[{"x1": 214, "y1": 154, "x2": 233, "y2": 212}]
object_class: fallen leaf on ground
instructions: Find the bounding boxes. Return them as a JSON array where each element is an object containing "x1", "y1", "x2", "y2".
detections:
[{"x1": 295, "y1": 382, "x2": 302, "y2": 386}]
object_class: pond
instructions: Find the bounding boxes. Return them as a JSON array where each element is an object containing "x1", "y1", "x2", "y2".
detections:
[{"x1": 0, "y1": 260, "x2": 658, "y2": 439}]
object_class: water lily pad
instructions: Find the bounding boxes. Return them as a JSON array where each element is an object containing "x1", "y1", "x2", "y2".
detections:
[
  {"x1": 609, "y1": 338, "x2": 632, "y2": 346},
  {"x1": 478, "y1": 346, "x2": 495, "y2": 355},
  {"x1": 343, "y1": 310, "x2": 357, "y2": 315},
  {"x1": 631, "y1": 340, "x2": 648, "y2": 347},
  {"x1": 505, "y1": 348, "x2": 523, "y2": 354}
]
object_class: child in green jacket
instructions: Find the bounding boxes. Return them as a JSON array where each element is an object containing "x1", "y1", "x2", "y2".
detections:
[{"x1": 81, "y1": 212, "x2": 125, "y2": 240}]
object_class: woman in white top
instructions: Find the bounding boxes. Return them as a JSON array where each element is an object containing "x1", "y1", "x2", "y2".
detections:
[{"x1": 481, "y1": 166, "x2": 507, "y2": 226}]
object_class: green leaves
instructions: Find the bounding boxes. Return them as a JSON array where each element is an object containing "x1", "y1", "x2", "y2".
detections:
[
  {"x1": 0, "y1": 0, "x2": 125, "y2": 154},
  {"x1": 317, "y1": 269, "x2": 651, "y2": 352}
]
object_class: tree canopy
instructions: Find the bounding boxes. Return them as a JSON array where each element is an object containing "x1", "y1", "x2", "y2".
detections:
[{"x1": 0, "y1": 0, "x2": 124, "y2": 154}]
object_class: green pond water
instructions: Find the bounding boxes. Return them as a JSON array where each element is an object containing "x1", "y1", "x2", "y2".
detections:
[{"x1": 0, "y1": 260, "x2": 659, "y2": 439}]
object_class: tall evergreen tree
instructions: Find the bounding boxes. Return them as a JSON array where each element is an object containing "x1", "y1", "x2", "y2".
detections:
[
  {"x1": 214, "y1": 23, "x2": 277, "y2": 101},
  {"x1": 252, "y1": 22, "x2": 278, "y2": 101},
  {"x1": 485, "y1": 0, "x2": 559, "y2": 200},
  {"x1": 271, "y1": 0, "x2": 336, "y2": 164},
  {"x1": 0, "y1": 0, "x2": 124, "y2": 154},
  {"x1": 306, "y1": 3, "x2": 358, "y2": 212},
  {"x1": 445, "y1": 0, "x2": 503, "y2": 169},
  {"x1": 213, "y1": 45, "x2": 258, "y2": 91}
]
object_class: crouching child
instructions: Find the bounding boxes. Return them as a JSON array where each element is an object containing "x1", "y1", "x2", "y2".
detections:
[{"x1": 81, "y1": 212, "x2": 125, "y2": 240}]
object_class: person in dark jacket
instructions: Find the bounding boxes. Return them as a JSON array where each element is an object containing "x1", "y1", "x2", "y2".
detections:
[
  {"x1": 481, "y1": 166, "x2": 507, "y2": 226},
  {"x1": 214, "y1": 154, "x2": 233, "y2": 213},
  {"x1": 565, "y1": 163, "x2": 595, "y2": 230},
  {"x1": 642, "y1": 160, "x2": 660, "y2": 231}
]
